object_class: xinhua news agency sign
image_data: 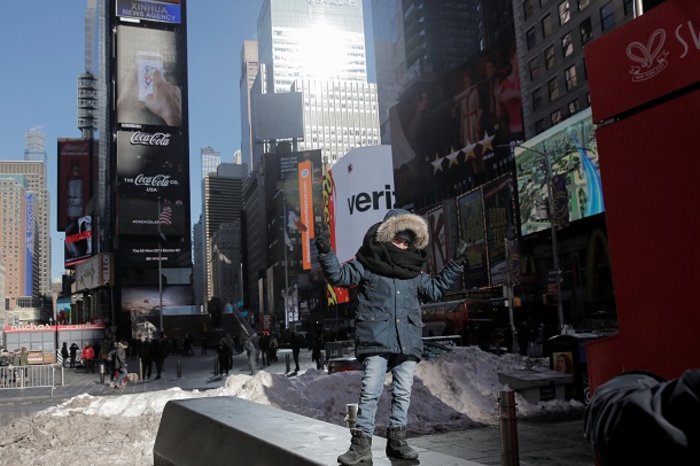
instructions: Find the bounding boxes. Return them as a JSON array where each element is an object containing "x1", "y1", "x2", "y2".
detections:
[{"x1": 116, "y1": 0, "x2": 181, "y2": 24}]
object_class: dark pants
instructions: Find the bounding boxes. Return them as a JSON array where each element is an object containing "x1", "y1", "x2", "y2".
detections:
[
  {"x1": 293, "y1": 349, "x2": 300, "y2": 372},
  {"x1": 154, "y1": 358, "x2": 164, "y2": 378}
]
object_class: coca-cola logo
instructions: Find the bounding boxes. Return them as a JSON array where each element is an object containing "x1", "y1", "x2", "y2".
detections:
[
  {"x1": 130, "y1": 131, "x2": 171, "y2": 146},
  {"x1": 133, "y1": 173, "x2": 179, "y2": 187}
]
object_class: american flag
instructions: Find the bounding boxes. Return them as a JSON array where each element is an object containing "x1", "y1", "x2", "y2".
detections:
[{"x1": 159, "y1": 200, "x2": 172, "y2": 225}]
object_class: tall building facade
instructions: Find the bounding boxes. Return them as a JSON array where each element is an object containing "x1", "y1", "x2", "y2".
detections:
[
  {"x1": 202, "y1": 163, "x2": 245, "y2": 304},
  {"x1": 0, "y1": 176, "x2": 27, "y2": 311},
  {"x1": 371, "y1": 0, "x2": 482, "y2": 143},
  {"x1": 201, "y1": 146, "x2": 221, "y2": 178},
  {"x1": 255, "y1": 0, "x2": 380, "y2": 165},
  {"x1": 0, "y1": 158, "x2": 51, "y2": 303},
  {"x1": 513, "y1": 0, "x2": 641, "y2": 139},
  {"x1": 240, "y1": 40, "x2": 259, "y2": 173}
]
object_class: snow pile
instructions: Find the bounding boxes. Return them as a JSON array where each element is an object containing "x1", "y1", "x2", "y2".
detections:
[{"x1": 0, "y1": 347, "x2": 582, "y2": 465}]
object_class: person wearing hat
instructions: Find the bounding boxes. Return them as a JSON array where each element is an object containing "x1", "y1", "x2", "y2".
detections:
[{"x1": 315, "y1": 208, "x2": 468, "y2": 465}]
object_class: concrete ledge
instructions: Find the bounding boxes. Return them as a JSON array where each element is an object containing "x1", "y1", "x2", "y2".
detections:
[
  {"x1": 498, "y1": 368, "x2": 573, "y2": 403},
  {"x1": 154, "y1": 396, "x2": 484, "y2": 466}
]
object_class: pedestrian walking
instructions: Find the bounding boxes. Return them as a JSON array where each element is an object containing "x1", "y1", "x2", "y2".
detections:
[
  {"x1": 244, "y1": 335, "x2": 258, "y2": 375},
  {"x1": 259, "y1": 332, "x2": 270, "y2": 367},
  {"x1": 81, "y1": 343, "x2": 95, "y2": 373},
  {"x1": 140, "y1": 338, "x2": 153, "y2": 380},
  {"x1": 311, "y1": 332, "x2": 325, "y2": 370},
  {"x1": 152, "y1": 336, "x2": 166, "y2": 380},
  {"x1": 269, "y1": 334, "x2": 279, "y2": 363},
  {"x1": 60, "y1": 342, "x2": 69, "y2": 368},
  {"x1": 316, "y1": 209, "x2": 467, "y2": 465},
  {"x1": 69, "y1": 342, "x2": 80, "y2": 369},
  {"x1": 290, "y1": 331, "x2": 302, "y2": 373},
  {"x1": 216, "y1": 338, "x2": 231, "y2": 376},
  {"x1": 110, "y1": 341, "x2": 128, "y2": 389}
]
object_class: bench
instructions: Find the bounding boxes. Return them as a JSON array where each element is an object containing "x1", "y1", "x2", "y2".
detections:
[
  {"x1": 154, "y1": 396, "x2": 484, "y2": 465},
  {"x1": 498, "y1": 368, "x2": 573, "y2": 404}
]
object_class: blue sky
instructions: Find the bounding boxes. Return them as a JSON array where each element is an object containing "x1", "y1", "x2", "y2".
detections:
[{"x1": 0, "y1": 1, "x2": 376, "y2": 281}]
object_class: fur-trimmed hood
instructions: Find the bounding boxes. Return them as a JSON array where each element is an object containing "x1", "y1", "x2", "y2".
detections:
[{"x1": 375, "y1": 209, "x2": 429, "y2": 250}]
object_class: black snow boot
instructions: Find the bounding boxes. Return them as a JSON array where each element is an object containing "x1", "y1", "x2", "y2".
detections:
[
  {"x1": 337, "y1": 428, "x2": 373, "y2": 465},
  {"x1": 385, "y1": 426, "x2": 419, "y2": 460}
]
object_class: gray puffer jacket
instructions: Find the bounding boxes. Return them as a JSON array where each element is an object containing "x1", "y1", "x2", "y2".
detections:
[{"x1": 318, "y1": 209, "x2": 463, "y2": 360}]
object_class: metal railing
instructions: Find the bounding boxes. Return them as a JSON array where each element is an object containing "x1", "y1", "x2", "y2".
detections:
[{"x1": 0, "y1": 364, "x2": 62, "y2": 393}]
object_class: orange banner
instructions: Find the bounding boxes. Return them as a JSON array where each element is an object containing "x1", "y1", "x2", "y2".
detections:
[{"x1": 298, "y1": 160, "x2": 314, "y2": 270}]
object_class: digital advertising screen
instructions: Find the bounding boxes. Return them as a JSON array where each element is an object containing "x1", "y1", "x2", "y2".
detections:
[
  {"x1": 515, "y1": 108, "x2": 603, "y2": 237},
  {"x1": 483, "y1": 177, "x2": 517, "y2": 286},
  {"x1": 116, "y1": 25, "x2": 184, "y2": 127},
  {"x1": 390, "y1": 37, "x2": 522, "y2": 208},
  {"x1": 119, "y1": 237, "x2": 192, "y2": 268},
  {"x1": 57, "y1": 139, "x2": 92, "y2": 231},
  {"x1": 116, "y1": 130, "x2": 188, "y2": 236},
  {"x1": 457, "y1": 189, "x2": 489, "y2": 288},
  {"x1": 65, "y1": 215, "x2": 93, "y2": 268},
  {"x1": 116, "y1": 0, "x2": 182, "y2": 24}
]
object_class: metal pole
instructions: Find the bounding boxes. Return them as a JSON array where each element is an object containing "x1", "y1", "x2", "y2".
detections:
[
  {"x1": 158, "y1": 197, "x2": 164, "y2": 332},
  {"x1": 505, "y1": 233, "x2": 519, "y2": 354},
  {"x1": 499, "y1": 389, "x2": 520, "y2": 466},
  {"x1": 543, "y1": 146, "x2": 565, "y2": 331},
  {"x1": 282, "y1": 197, "x2": 290, "y2": 330}
]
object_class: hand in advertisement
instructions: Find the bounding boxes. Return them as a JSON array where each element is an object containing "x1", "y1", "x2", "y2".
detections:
[{"x1": 144, "y1": 70, "x2": 182, "y2": 127}]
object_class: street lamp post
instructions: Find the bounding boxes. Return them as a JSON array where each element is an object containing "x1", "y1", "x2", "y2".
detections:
[{"x1": 541, "y1": 144, "x2": 565, "y2": 331}]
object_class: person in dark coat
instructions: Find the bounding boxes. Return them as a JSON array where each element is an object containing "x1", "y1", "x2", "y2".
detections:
[
  {"x1": 69, "y1": 342, "x2": 80, "y2": 369},
  {"x1": 316, "y1": 208, "x2": 467, "y2": 465},
  {"x1": 151, "y1": 336, "x2": 166, "y2": 380},
  {"x1": 290, "y1": 331, "x2": 302, "y2": 373},
  {"x1": 311, "y1": 332, "x2": 325, "y2": 370},
  {"x1": 140, "y1": 338, "x2": 153, "y2": 380},
  {"x1": 584, "y1": 369, "x2": 700, "y2": 466},
  {"x1": 60, "y1": 342, "x2": 69, "y2": 368},
  {"x1": 216, "y1": 338, "x2": 231, "y2": 376}
]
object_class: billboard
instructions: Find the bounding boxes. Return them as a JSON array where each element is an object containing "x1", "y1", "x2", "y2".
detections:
[
  {"x1": 515, "y1": 108, "x2": 603, "y2": 236},
  {"x1": 116, "y1": 25, "x2": 184, "y2": 127},
  {"x1": 457, "y1": 189, "x2": 488, "y2": 288},
  {"x1": 116, "y1": 0, "x2": 182, "y2": 24},
  {"x1": 57, "y1": 139, "x2": 92, "y2": 231},
  {"x1": 25, "y1": 193, "x2": 34, "y2": 296},
  {"x1": 483, "y1": 177, "x2": 516, "y2": 286},
  {"x1": 65, "y1": 215, "x2": 93, "y2": 268},
  {"x1": 266, "y1": 150, "x2": 324, "y2": 273},
  {"x1": 252, "y1": 92, "x2": 304, "y2": 141},
  {"x1": 325, "y1": 146, "x2": 394, "y2": 264},
  {"x1": 119, "y1": 237, "x2": 192, "y2": 268},
  {"x1": 390, "y1": 37, "x2": 522, "y2": 207},
  {"x1": 116, "y1": 130, "x2": 188, "y2": 236}
]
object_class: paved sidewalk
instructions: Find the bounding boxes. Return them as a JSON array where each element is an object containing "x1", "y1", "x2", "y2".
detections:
[{"x1": 0, "y1": 348, "x2": 595, "y2": 465}]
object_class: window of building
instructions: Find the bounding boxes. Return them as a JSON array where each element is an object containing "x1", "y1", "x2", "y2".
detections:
[
  {"x1": 542, "y1": 14, "x2": 554, "y2": 37},
  {"x1": 568, "y1": 99, "x2": 580, "y2": 114},
  {"x1": 532, "y1": 87, "x2": 544, "y2": 111},
  {"x1": 535, "y1": 119, "x2": 546, "y2": 134},
  {"x1": 580, "y1": 17, "x2": 593, "y2": 44},
  {"x1": 545, "y1": 45, "x2": 556, "y2": 69},
  {"x1": 526, "y1": 27, "x2": 537, "y2": 50},
  {"x1": 529, "y1": 57, "x2": 541, "y2": 80},
  {"x1": 562, "y1": 32, "x2": 574, "y2": 57},
  {"x1": 523, "y1": 0, "x2": 534, "y2": 19},
  {"x1": 623, "y1": 0, "x2": 634, "y2": 16},
  {"x1": 600, "y1": 2, "x2": 615, "y2": 31},
  {"x1": 551, "y1": 109, "x2": 563, "y2": 124},
  {"x1": 578, "y1": 0, "x2": 590, "y2": 10},
  {"x1": 565, "y1": 65, "x2": 578, "y2": 89},
  {"x1": 548, "y1": 77, "x2": 560, "y2": 101},
  {"x1": 558, "y1": 1, "x2": 571, "y2": 25}
]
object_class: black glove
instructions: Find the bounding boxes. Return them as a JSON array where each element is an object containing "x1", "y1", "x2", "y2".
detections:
[
  {"x1": 453, "y1": 240, "x2": 468, "y2": 265},
  {"x1": 315, "y1": 222, "x2": 331, "y2": 254}
]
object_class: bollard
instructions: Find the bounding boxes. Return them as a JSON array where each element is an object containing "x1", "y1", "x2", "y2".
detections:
[
  {"x1": 99, "y1": 362, "x2": 105, "y2": 384},
  {"x1": 499, "y1": 389, "x2": 520, "y2": 466},
  {"x1": 177, "y1": 359, "x2": 182, "y2": 379},
  {"x1": 285, "y1": 353, "x2": 291, "y2": 373},
  {"x1": 344, "y1": 403, "x2": 358, "y2": 429}
]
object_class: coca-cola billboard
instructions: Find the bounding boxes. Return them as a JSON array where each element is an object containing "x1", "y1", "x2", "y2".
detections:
[{"x1": 117, "y1": 131, "x2": 188, "y2": 236}]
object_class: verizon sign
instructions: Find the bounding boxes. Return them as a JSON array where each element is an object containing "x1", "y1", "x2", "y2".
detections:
[{"x1": 585, "y1": 0, "x2": 700, "y2": 121}]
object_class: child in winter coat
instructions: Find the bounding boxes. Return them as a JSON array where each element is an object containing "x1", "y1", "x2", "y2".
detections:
[{"x1": 316, "y1": 208, "x2": 467, "y2": 465}]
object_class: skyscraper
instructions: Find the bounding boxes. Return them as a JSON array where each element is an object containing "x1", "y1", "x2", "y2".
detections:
[
  {"x1": 0, "y1": 176, "x2": 27, "y2": 311},
  {"x1": 201, "y1": 146, "x2": 221, "y2": 178},
  {"x1": 240, "y1": 40, "x2": 259, "y2": 172},
  {"x1": 255, "y1": 0, "x2": 380, "y2": 165}
]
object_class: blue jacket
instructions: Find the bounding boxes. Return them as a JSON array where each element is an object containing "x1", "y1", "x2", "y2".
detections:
[{"x1": 318, "y1": 250, "x2": 463, "y2": 360}]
